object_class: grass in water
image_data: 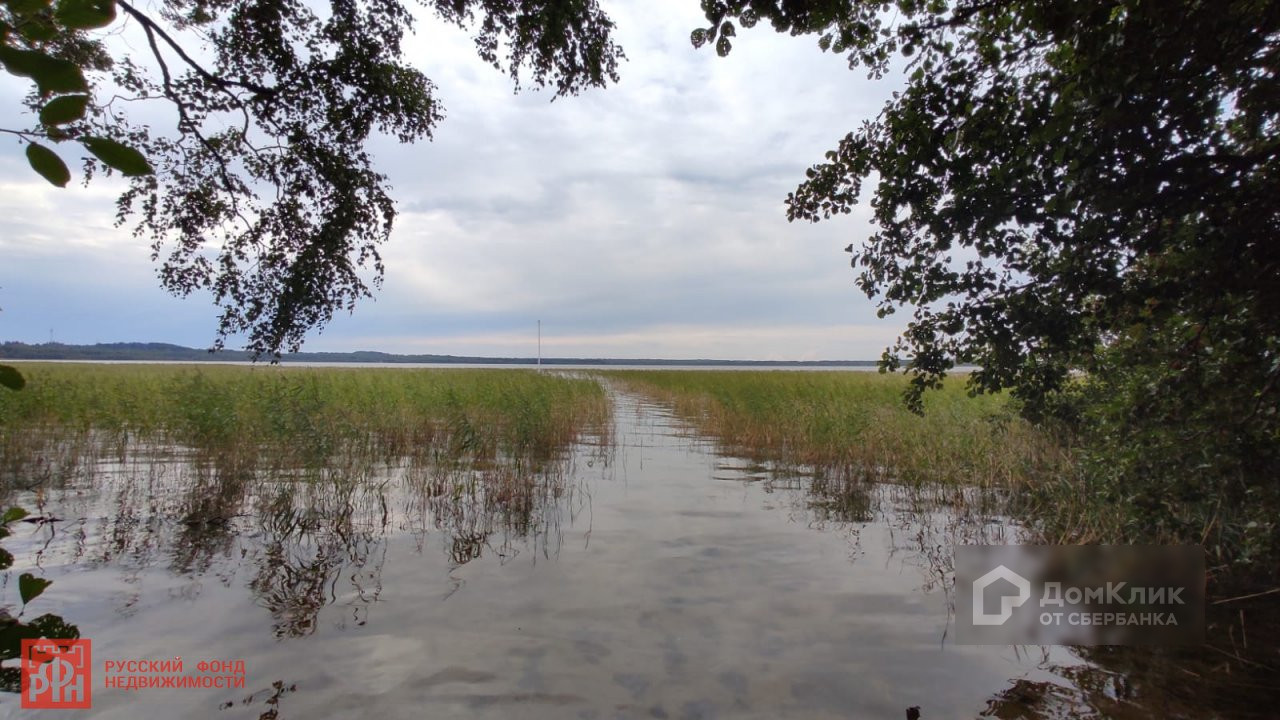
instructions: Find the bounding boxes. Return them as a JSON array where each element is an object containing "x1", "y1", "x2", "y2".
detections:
[
  {"x1": 605, "y1": 370, "x2": 1067, "y2": 493},
  {"x1": 0, "y1": 363, "x2": 609, "y2": 486}
]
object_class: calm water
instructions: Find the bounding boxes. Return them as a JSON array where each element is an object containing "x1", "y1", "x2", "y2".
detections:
[{"x1": 4, "y1": 389, "x2": 1127, "y2": 718}]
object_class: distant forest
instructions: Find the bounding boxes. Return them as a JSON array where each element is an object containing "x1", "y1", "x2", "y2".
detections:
[{"x1": 0, "y1": 342, "x2": 876, "y2": 367}]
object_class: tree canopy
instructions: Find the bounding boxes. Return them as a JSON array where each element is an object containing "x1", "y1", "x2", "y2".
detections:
[
  {"x1": 696, "y1": 0, "x2": 1279, "y2": 569},
  {"x1": 2, "y1": 0, "x2": 623, "y2": 356},
  {"x1": 697, "y1": 0, "x2": 1278, "y2": 410}
]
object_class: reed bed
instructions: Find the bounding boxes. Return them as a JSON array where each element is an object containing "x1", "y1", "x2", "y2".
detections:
[
  {"x1": 605, "y1": 370, "x2": 1068, "y2": 492},
  {"x1": 0, "y1": 363, "x2": 610, "y2": 485}
]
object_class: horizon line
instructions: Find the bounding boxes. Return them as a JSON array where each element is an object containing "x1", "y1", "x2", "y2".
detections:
[{"x1": 1, "y1": 339, "x2": 897, "y2": 365}]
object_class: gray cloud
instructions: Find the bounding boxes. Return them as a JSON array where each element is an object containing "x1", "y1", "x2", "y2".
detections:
[{"x1": 1, "y1": 0, "x2": 902, "y2": 359}]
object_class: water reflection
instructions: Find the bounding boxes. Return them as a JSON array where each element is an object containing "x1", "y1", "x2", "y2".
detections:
[
  {"x1": 4, "y1": 427, "x2": 594, "y2": 644},
  {"x1": 249, "y1": 481, "x2": 380, "y2": 638},
  {"x1": 219, "y1": 679, "x2": 298, "y2": 720},
  {"x1": 2, "y1": 391, "x2": 1276, "y2": 718}
]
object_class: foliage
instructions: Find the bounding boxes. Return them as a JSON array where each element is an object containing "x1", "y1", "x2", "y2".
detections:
[
  {"x1": 0, "y1": 365, "x2": 23, "y2": 391},
  {"x1": 1, "y1": 0, "x2": 151, "y2": 185},
  {"x1": 1029, "y1": 330, "x2": 1280, "y2": 576},
  {"x1": 697, "y1": 1, "x2": 1280, "y2": 579},
  {"x1": 3, "y1": 0, "x2": 624, "y2": 356},
  {"x1": 696, "y1": 0, "x2": 1277, "y2": 412}
]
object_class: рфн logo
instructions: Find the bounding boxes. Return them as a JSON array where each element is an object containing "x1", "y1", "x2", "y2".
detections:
[
  {"x1": 21, "y1": 638, "x2": 92, "y2": 709},
  {"x1": 971, "y1": 564, "x2": 1031, "y2": 625}
]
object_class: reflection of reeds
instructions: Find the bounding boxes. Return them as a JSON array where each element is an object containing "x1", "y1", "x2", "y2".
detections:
[
  {"x1": 0, "y1": 363, "x2": 610, "y2": 632},
  {"x1": 607, "y1": 370, "x2": 1054, "y2": 650}
]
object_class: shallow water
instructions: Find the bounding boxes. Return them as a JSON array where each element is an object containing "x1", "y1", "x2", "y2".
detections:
[{"x1": 5, "y1": 390, "x2": 1122, "y2": 718}]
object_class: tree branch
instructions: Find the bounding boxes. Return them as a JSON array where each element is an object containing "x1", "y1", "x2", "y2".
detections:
[
  {"x1": 133, "y1": 13, "x2": 240, "y2": 197},
  {"x1": 0, "y1": 128, "x2": 49, "y2": 141},
  {"x1": 116, "y1": 0, "x2": 277, "y2": 98}
]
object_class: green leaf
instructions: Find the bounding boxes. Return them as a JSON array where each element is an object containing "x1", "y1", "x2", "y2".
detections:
[
  {"x1": 25, "y1": 143, "x2": 70, "y2": 187},
  {"x1": 18, "y1": 573, "x2": 52, "y2": 605},
  {"x1": 0, "y1": 615, "x2": 78, "y2": 676},
  {"x1": 26, "y1": 613, "x2": 79, "y2": 640},
  {"x1": 18, "y1": 17, "x2": 60, "y2": 42},
  {"x1": 0, "y1": 618, "x2": 36, "y2": 662},
  {"x1": 39, "y1": 94, "x2": 89, "y2": 125},
  {"x1": 80, "y1": 136, "x2": 152, "y2": 176},
  {"x1": 0, "y1": 364, "x2": 24, "y2": 390},
  {"x1": 0, "y1": 548, "x2": 12, "y2": 571},
  {"x1": 54, "y1": 0, "x2": 115, "y2": 29},
  {"x1": 2, "y1": 506, "x2": 28, "y2": 524},
  {"x1": 4, "y1": 0, "x2": 53, "y2": 15},
  {"x1": 0, "y1": 45, "x2": 88, "y2": 94}
]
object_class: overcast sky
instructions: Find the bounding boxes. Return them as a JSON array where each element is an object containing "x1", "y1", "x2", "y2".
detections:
[{"x1": 0, "y1": 0, "x2": 906, "y2": 360}]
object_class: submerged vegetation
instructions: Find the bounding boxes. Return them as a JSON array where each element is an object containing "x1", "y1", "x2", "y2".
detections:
[
  {"x1": 609, "y1": 369, "x2": 1278, "y2": 716},
  {"x1": 1, "y1": 364, "x2": 1275, "y2": 714},
  {"x1": 606, "y1": 368, "x2": 1276, "y2": 586},
  {"x1": 0, "y1": 364, "x2": 610, "y2": 654},
  {"x1": 0, "y1": 363, "x2": 609, "y2": 485},
  {"x1": 606, "y1": 370, "x2": 1067, "y2": 493},
  {"x1": 0, "y1": 363, "x2": 610, "y2": 587},
  {"x1": 0, "y1": 365, "x2": 611, "y2": 671}
]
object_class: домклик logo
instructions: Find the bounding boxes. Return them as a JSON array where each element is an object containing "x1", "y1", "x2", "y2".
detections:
[
  {"x1": 955, "y1": 545, "x2": 1204, "y2": 645},
  {"x1": 971, "y1": 564, "x2": 1031, "y2": 625}
]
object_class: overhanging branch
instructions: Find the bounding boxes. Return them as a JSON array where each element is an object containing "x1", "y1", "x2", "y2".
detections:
[{"x1": 116, "y1": 0, "x2": 277, "y2": 98}]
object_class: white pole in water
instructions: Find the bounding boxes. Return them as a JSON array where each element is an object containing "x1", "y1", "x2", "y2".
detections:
[{"x1": 537, "y1": 320, "x2": 542, "y2": 371}]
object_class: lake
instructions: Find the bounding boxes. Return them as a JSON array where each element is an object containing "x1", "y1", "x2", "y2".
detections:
[{"x1": 0, "y1": 382, "x2": 1202, "y2": 718}]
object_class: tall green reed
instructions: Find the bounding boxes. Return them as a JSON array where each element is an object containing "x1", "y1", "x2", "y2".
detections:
[
  {"x1": 0, "y1": 363, "x2": 609, "y2": 486},
  {"x1": 605, "y1": 370, "x2": 1069, "y2": 493}
]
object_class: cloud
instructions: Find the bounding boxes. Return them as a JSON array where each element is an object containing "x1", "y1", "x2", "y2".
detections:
[
  {"x1": 1, "y1": 0, "x2": 904, "y2": 359},
  {"x1": 326, "y1": 321, "x2": 902, "y2": 361}
]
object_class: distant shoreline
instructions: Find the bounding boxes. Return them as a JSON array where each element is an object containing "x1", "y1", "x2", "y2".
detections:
[{"x1": 0, "y1": 341, "x2": 882, "y2": 368}]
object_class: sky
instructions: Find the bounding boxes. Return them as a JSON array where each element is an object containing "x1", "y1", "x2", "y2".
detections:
[{"x1": 0, "y1": 0, "x2": 906, "y2": 361}]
